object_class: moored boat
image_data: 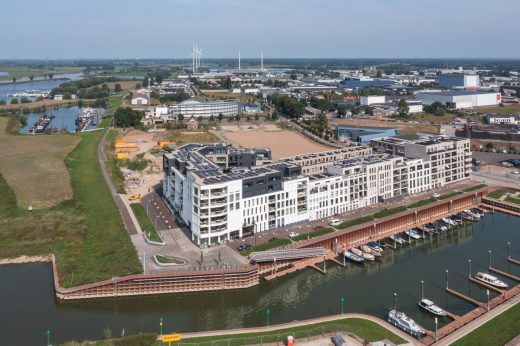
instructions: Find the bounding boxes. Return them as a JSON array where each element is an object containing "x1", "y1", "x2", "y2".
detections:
[
  {"x1": 441, "y1": 217, "x2": 456, "y2": 226},
  {"x1": 360, "y1": 244, "x2": 382, "y2": 258},
  {"x1": 367, "y1": 241, "x2": 384, "y2": 253},
  {"x1": 475, "y1": 272, "x2": 508, "y2": 289},
  {"x1": 388, "y1": 309, "x2": 426, "y2": 337},
  {"x1": 465, "y1": 209, "x2": 480, "y2": 219},
  {"x1": 389, "y1": 234, "x2": 406, "y2": 245},
  {"x1": 344, "y1": 250, "x2": 364, "y2": 263},
  {"x1": 418, "y1": 299, "x2": 447, "y2": 317},
  {"x1": 351, "y1": 247, "x2": 375, "y2": 261},
  {"x1": 405, "y1": 228, "x2": 421, "y2": 240}
]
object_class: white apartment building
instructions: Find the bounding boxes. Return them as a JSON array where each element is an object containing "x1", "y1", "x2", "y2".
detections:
[
  {"x1": 163, "y1": 136, "x2": 469, "y2": 247},
  {"x1": 166, "y1": 99, "x2": 240, "y2": 120},
  {"x1": 371, "y1": 135, "x2": 471, "y2": 188}
]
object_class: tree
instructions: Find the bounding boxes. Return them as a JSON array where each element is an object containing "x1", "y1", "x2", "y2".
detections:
[
  {"x1": 485, "y1": 142, "x2": 494, "y2": 150},
  {"x1": 397, "y1": 99, "x2": 410, "y2": 117},
  {"x1": 197, "y1": 116, "x2": 203, "y2": 122},
  {"x1": 337, "y1": 105, "x2": 347, "y2": 117},
  {"x1": 20, "y1": 97, "x2": 31, "y2": 104},
  {"x1": 10, "y1": 98, "x2": 19, "y2": 104},
  {"x1": 424, "y1": 101, "x2": 446, "y2": 116},
  {"x1": 142, "y1": 77, "x2": 149, "y2": 88},
  {"x1": 114, "y1": 83, "x2": 122, "y2": 92},
  {"x1": 114, "y1": 107, "x2": 143, "y2": 127},
  {"x1": 29, "y1": 75, "x2": 34, "y2": 81},
  {"x1": 254, "y1": 113, "x2": 259, "y2": 121},
  {"x1": 376, "y1": 70, "x2": 383, "y2": 78},
  {"x1": 177, "y1": 113, "x2": 184, "y2": 121},
  {"x1": 218, "y1": 113, "x2": 224, "y2": 122},
  {"x1": 235, "y1": 114, "x2": 241, "y2": 122},
  {"x1": 271, "y1": 110, "x2": 279, "y2": 121},
  {"x1": 12, "y1": 77, "x2": 16, "y2": 83},
  {"x1": 209, "y1": 114, "x2": 215, "y2": 122},
  {"x1": 48, "y1": 73, "x2": 54, "y2": 80}
]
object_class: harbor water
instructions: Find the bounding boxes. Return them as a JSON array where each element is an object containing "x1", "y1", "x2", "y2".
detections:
[
  {"x1": 0, "y1": 211, "x2": 518, "y2": 345},
  {"x1": 20, "y1": 106, "x2": 105, "y2": 133},
  {"x1": 0, "y1": 73, "x2": 82, "y2": 103}
]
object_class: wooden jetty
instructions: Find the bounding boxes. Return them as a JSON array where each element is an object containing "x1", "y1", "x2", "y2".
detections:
[
  {"x1": 446, "y1": 288, "x2": 484, "y2": 307},
  {"x1": 489, "y1": 267, "x2": 520, "y2": 282},
  {"x1": 470, "y1": 277, "x2": 505, "y2": 294},
  {"x1": 508, "y1": 257, "x2": 520, "y2": 266}
]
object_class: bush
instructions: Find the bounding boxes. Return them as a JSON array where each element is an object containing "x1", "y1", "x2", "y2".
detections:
[
  {"x1": 114, "y1": 107, "x2": 143, "y2": 127},
  {"x1": 119, "y1": 153, "x2": 150, "y2": 171},
  {"x1": 373, "y1": 206, "x2": 407, "y2": 219},
  {"x1": 292, "y1": 227, "x2": 335, "y2": 241},
  {"x1": 336, "y1": 215, "x2": 375, "y2": 230},
  {"x1": 407, "y1": 197, "x2": 437, "y2": 209},
  {"x1": 463, "y1": 184, "x2": 487, "y2": 192}
]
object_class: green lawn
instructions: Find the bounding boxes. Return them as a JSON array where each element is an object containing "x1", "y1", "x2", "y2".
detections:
[
  {"x1": 155, "y1": 254, "x2": 186, "y2": 265},
  {"x1": 407, "y1": 197, "x2": 437, "y2": 209},
  {"x1": 291, "y1": 227, "x2": 335, "y2": 241},
  {"x1": 171, "y1": 318, "x2": 406, "y2": 345},
  {"x1": 452, "y1": 302, "x2": 520, "y2": 346},
  {"x1": 336, "y1": 215, "x2": 375, "y2": 230},
  {"x1": 241, "y1": 238, "x2": 292, "y2": 256},
  {"x1": 130, "y1": 203, "x2": 162, "y2": 242},
  {"x1": 463, "y1": 184, "x2": 487, "y2": 193},
  {"x1": 104, "y1": 129, "x2": 125, "y2": 193},
  {"x1": 373, "y1": 206, "x2": 407, "y2": 219},
  {"x1": 438, "y1": 191, "x2": 463, "y2": 200},
  {"x1": 487, "y1": 190, "x2": 506, "y2": 199},
  {"x1": 505, "y1": 196, "x2": 520, "y2": 205}
]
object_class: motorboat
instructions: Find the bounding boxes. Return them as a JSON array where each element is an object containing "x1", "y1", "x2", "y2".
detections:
[
  {"x1": 360, "y1": 244, "x2": 382, "y2": 258},
  {"x1": 461, "y1": 211, "x2": 474, "y2": 221},
  {"x1": 366, "y1": 241, "x2": 384, "y2": 253},
  {"x1": 465, "y1": 209, "x2": 480, "y2": 219},
  {"x1": 471, "y1": 208, "x2": 485, "y2": 217},
  {"x1": 388, "y1": 309, "x2": 426, "y2": 337},
  {"x1": 405, "y1": 228, "x2": 422, "y2": 240},
  {"x1": 351, "y1": 247, "x2": 375, "y2": 261},
  {"x1": 475, "y1": 272, "x2": 509, "y2": 289},
  {"x1": 441, "y1": 217, "x2": 457, "y2": 227},
  {"x1": 424, "y1": 223, "x2": 438, "y2": 233},
  {"x1": 389, "y1": 234, "x2": 406, "y2": 245},
  {"x1": 433, "y1": 221, "x2": 448, "y2": 231},
  {"x1": 344, "y1": 250, "x2": 364, "y2": 263},
  {"x1": 449, "y1": 215, "x2": 462, "y2": 224},
  {"x1": 418, "y1": 299, "x2": 447, "y2": 317}
]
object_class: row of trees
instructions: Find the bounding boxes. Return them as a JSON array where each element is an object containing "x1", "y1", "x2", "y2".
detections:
[
  {"x1": 269, "y1": 94, "x2": 306, "y2": 119},
  {"x1": 114, "y1": 107, "x2": 144, "y2": 127}
]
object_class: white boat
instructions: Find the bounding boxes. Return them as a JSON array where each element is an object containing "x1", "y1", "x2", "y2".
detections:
[
  {"x1": 344, "y1": 251, "x2": 364, "y2": 263},
  {"x1": 388, "y1": 309, "x2": 426, "y2": 336},
  {"x1": 351, "y1": 248, "x2": 375, "y2": 261},
  {"x1": 418, "y1": 299, "x2": 447, "y2": 317},
  {"x1": 475, "y1": 272, "x2": 508, "y2": 289},
  {"x1": 441, "y1": 217, "x2": 457, "y2": 226},
  {"x1": 367, "y1": 241, "x2": 384, "y2": 253},
  {"x1": 360, "y1": 244, "x2": 382, "y2": 258},
  {"x1": 465, "y1": 209, "x2": 481, "y2": 219},
  {"x1": 389, "y1": 234, "x2": 406, "y2": 245},
  {"x1": 405, "y1": 229, "x2": 421, "y2": 240}
]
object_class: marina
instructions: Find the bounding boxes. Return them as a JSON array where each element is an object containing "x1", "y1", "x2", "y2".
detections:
[
  {"x1": 0, "y1": 210, "x2": 518, "y2": 345},
  {"x1": 75, "y1": 107, "x2": 100, "y2": 132},
  {"x1": 20, "y1": 106, "x2": 105, "y2": 134}
]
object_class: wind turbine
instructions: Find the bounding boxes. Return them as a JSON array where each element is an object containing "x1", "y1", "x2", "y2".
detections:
[
  {"x1": 196, "y1": 45, "x2": 203, "y2": 70},
  {"x1": 191, "y1": 43, "x2": 196, "y2": 73}
]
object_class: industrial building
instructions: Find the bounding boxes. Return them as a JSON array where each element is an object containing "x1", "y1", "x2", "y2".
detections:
[
  {"x1": 360, "y1": 95, "x2": 386, "y2": 106},
  {"x1": 334, "y1": 126, "x2": 399, "y2": 143},
  {"x1": 339, "y1": 76, "x2": 397, "y2": 88},
  {"x1": 438, "y1": 73, "x2": 480, "y2": 88},
  {"x1": 163, "y1": 135, "x2": 471, "y2": 246},
  {"x1": 416, "y1": 91, "x2": 501, "y2": 109},
  {"x1": 166, "y1": 99, "x2": 240, "y2": 120}
]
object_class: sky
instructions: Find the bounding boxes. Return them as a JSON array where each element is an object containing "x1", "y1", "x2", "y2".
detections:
[{"x1": 1, "y1": 0, "x2": 519, "y2": 59}]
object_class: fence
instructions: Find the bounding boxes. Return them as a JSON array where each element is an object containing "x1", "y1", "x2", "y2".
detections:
[{"x1": 175, "y1": 325, "x2": 368, "y2": 346}]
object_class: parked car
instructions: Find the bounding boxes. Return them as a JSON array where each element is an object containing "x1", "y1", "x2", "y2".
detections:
[
  {"x1": 288, "y1": 232, "x2": 299, "y2": 238},
  {"x1": 129, "y1": 194, "x2": 141, "y2": 201},
  {"x1": 512, "y1": 170, "x2": 520, "y2": 175},
  {"x1": 269, "y1": 237, "x2": 279, "y2": 242},
  {"x1": 237, "y1": 243, "x2": 252, "y2": 251},
  {"x1": 432, "y1": 192, "x2": 441, "y2": 198},
  {"x1": 329, "y1": 219, "x2": 342, "y2": 227}
]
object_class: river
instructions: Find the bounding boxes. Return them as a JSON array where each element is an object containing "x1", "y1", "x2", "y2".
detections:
[
  {"x1": 0, "y1": 73, "x2": 82, "y2": 103},
  {"x1": 0, "y1": 211, "x2": 518, "y2": 345}
]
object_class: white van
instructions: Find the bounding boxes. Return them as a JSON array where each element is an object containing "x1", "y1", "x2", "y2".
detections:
[{"x1": 329, "y1": 219, "x2": 342, "y2": 227}]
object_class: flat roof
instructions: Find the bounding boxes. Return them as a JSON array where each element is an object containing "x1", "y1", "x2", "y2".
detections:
[{"x1": 417, "y1": 90, "x2": 496, "y2": 97}]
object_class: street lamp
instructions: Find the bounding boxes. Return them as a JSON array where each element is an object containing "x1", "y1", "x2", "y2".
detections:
[
  {"x1": 266, "y1": 308, "x2": 270, "y2": 327},
  {"x1": 468, "y1": 259, "x2": 472, "y2": 279},
  {"x1": 160, "y1": 316, "x2": 164, "y2": 336},
  {"x1": 434, "y1": 318, "x2": 438, "y2": 341},
  {"x1": 340, "y1": 297, "x2": 345, "y2": 315},
  {"x1": 46, "y1": 329, "x2": 50, "y2": 346},
  {"x1": 486, "y1": 290, "x2": 490, "y2": 311},
  {"x1": 488, "y1": 250, "x2": 492, "y2": 268},
  {"x1": 421, "y1": 280, "x2": 424, "y2": 300},
  {"x1": 393, "y1": 292, "x2": 397, "y2": 310}
]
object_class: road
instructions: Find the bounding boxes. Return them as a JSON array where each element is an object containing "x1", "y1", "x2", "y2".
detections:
[{"x1": 472, "y1": 165, "x2": 520, "y2": 189}]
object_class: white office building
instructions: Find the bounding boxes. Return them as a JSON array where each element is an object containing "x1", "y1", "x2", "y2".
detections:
[{"x1": 166, "y1": 99, "x2": 240, "y2": 120}]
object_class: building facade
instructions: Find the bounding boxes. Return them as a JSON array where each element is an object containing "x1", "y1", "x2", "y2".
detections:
[
  {"x1": 438, "y1": 73, "x2": 480, "y2": 88},
  {"x1": 416, "y1": 91, "x2": 501, "y2": 109},
  {"x1": 166, "y1": 99, "x2": 240, "y2": 119},
  {"x1": 163, "y1": 135, "x2": 471, "y2": 246}
]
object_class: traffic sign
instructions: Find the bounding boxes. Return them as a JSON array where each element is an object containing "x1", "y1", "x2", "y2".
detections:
[{"x1": 162, "y1": 333, "x2": 182, "y2": 342}]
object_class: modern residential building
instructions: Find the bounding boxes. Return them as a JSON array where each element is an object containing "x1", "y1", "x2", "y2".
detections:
[
  {"x1": 438, "y1": 73, "x2": 480, "y2": 88},
  {"x1": 280, "y1": 146, "x2": 373, "y2": 175},
  {"x1": 166, "y1": 99, "x2": 240, "y2": 120},
  {"x1": 416, "y1": 91, "x2": 501, "y2": 109},
  {"x1": 334, "y1": 126, "x2": 399, "y2": 143},
  {"x1": 370, "y1": 135, "x2": 472, "y2": 188},
  {"x1": 163, "y1": 136, "x2": 471, "y2": 246},
  {"x1": 484, "y1": 114, "x2": 520, "y2": 125}
]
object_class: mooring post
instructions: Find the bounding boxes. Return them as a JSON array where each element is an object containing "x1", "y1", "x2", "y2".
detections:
[
  {"x1": 435, "y1": 317, "x2": 438, "y2": 341},
  {"x1": 487, "y1": 289, "x2": 490, "y2": 311},
  {"x1": 507, "y1": 242, "x2": 511, "y2": 260},
  {"x1": 446, "y1": 270, "x2": 449, "y2": 290},
  {"x1": 489, "y1": 250, "x2": 492, "y2": 268},
  {"x1": 468, "y1": 259, "x2": 472, "y2": 279},
  {"x1": 421, "y1": 280, "x2": 424, "y2": 300},
  {"x1": 323, "y1": 255, "x2": 326, "y2": 274},
  {"x1": 394, "y1": 292, "x2": 397, "y2": 310}
]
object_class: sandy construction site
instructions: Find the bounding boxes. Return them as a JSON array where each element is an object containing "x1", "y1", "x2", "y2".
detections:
[{"x1": 216, "y1": 123, "x2": 332, "y2": 160}]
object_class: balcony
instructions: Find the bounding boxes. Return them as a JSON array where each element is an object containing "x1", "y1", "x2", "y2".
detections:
[
  {"x1": 211, "y1": 199, "x2": 227, "y2": 207},
  {"x1": 211, "y1": 190, "x2": 226, "y2": 197},
  {"x1": 268, "y1": 214, "x2": 276, "y2": 221},
  {"x1": 211, "y1": 217, "x2": 227, "y2": 225},
  {"x1": 298, "y1": 191, "x2": 307, "y2": 197},
  {"x1": 211, "y1": 225, "x2": 228, "y2": 232}
]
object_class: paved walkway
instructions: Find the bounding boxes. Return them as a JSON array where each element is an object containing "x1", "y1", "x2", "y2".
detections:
[
  {"x1": 178, "y1": 313, "x2": 419, "y2": 346},
  {"x1": 433, "y1": 293, "x2": 520, "y2": 345},
  {"x1": 97, "y1": 128, "x2": 138, "y2": 235}
]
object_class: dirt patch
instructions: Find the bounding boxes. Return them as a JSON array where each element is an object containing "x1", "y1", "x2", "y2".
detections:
[
  {"x1": 334, "y1": 118, "x2": 439, "y2": 135},
  {"x1": 0, "y1": 117, "x2": 81, "y2": 208},
  {"x1": 220, "y1": 125, "x2": 332, "y2": 160}
]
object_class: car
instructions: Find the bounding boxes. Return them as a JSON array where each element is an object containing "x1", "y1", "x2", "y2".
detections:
[
  {"x1": 129, "y1": 194, "x2": 141, "y2": 201},
  {"x1": 512, "y1": 170, "x2": 520, "y2": 175},
  {"x1": 288, "y1": 232, "x2": 300, "y2": 238},
  {"x1": 432, "y1": 192, "x2": 441, "y2": 198},
  {"x1": 269, "y1": 237, "x2": 279, "y2": 242},
  {"x1": 329, "y1": 219, "x2": 342, "y2": 227},
  {"x1": 237, "y1": 243, "x2": 252, "y2": 251}
]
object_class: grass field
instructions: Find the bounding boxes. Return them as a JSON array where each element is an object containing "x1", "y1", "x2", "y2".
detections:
[
  {"x1": 164, "y1": 129, "x2": 220, "y2": 146},
  {"x1": 0, "y1": 66, "x2": 84, "y2": 81},
  {"x1": 130, "y1": 203, "x2": 161, "y2": 242},
  {"x1": 0, "y1": 116, "x2": 81, "y2": 208},
  {"x1": 487, "y1": 190, "x2": 506, "y2": 199},
  {"x1": 104, "y1": 129, "x2": 125, "y2": 193},
  {"x1": 173, "y1": 318, "x2": 406, "y2": 345},
  {"x1": 452, "y1": 302, "x2": 520, "y2": 346},
  {"x1": 505, "y1": 196, "x2": 520, "y2": 205},
  {"x1": 470, "y1": 104, "x2": 520, "y2": 115}
]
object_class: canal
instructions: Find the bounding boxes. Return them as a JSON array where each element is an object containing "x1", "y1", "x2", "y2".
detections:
[
  {"x1": 0, "y1": 211, "x2": 519, "y2": 345},
  {"x1": 0, "y1": 73, "x2": 82, "y2": 103}
]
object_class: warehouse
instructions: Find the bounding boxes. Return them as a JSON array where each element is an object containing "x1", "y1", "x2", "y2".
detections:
[
  {"x1": 438, "y1": 73, "x2": 480, "y2": 88},
  {"x1": 416, "y1": 91, "x2": 501, "y2": 109}
]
